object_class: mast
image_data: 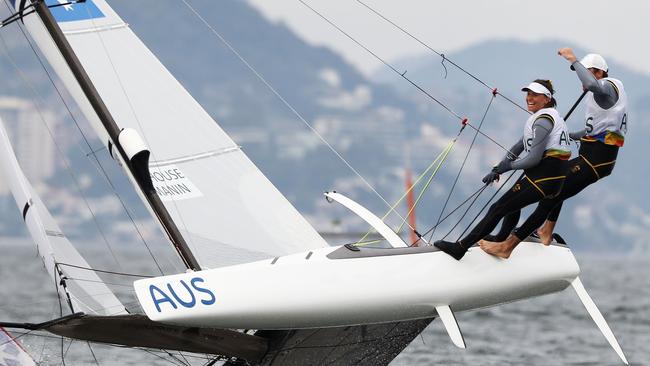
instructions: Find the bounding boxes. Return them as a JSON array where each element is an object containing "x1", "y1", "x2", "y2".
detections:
[{"x1": 32, "y1": 0, "x2": 201, "y2": 271}]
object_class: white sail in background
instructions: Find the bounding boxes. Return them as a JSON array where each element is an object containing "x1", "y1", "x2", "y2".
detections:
[
  {"x1": 16, "y1": 0, "x2": 328, "y2": 268},
  {"x1": 0, "y1": 117, "x2": 126, "y2": 316}
]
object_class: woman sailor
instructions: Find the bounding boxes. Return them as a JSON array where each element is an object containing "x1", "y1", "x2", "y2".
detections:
[
  {"x1": 434, "y1": 79, "x2": 571, "y2": 260},
  {"x1": 480, "y1": 49, "x2": 627, "y2": 258}
]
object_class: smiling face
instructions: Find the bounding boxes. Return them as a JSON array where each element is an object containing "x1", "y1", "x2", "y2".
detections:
[{"x1": 525, "y1": 91, "x2": 551, "y2": 113}]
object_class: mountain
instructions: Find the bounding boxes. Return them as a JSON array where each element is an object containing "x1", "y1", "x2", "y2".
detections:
[{"x1": 0, "y1": 1, "x2": 647, "y2": 254}]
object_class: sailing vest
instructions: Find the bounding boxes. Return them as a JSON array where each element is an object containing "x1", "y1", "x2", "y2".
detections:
[
  {"x1": 582, "y1": 77, "x2": 628, "y2": 147},
  {"x1": 523, "y1": 108, "x2": 571, "y2": 160}
]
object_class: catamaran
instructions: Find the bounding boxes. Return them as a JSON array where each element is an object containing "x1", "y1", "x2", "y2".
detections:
[{"x1": 0, "y1": 1, "x2": 628, "y2": 365}]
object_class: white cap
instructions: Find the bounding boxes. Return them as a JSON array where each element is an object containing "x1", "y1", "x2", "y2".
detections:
[
  {"x1": 521, "y1": 82, "x2": 552, "y2": 98},
  {"x1": 571, "y1": 53, "x2": 608, "y2": 72}
]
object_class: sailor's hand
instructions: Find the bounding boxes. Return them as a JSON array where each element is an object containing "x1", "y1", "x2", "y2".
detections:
[
  {"x1": 482, "y1": 171, "x2": 500, "y2": 184},
  {"x1": 558, "y1": 47, "x2": 577, "y2": 63}
]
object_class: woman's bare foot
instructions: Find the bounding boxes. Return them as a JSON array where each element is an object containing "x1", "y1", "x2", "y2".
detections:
[
  {"x1": 536, "y1": 220, "x2": 556, "y2": 246},
  {"x1": 479, "y1": 235, "x2": 521, "y2": 259}
]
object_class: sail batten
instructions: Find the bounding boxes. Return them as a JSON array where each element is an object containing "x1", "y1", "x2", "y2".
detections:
[
  {"x1": 62, "y1": 22, "x2": 128, "y2": 35},
  {"x1": 149, "y1": 146, "x2": 241, "y2": 167}
]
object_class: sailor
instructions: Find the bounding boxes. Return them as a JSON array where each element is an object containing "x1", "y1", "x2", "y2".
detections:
[
  {"x1": 434, "y1": 79, "x2": 571, "y2": 260},
  {"x1": 480, "y1": 49, "x2": 627, "y2": 258}
]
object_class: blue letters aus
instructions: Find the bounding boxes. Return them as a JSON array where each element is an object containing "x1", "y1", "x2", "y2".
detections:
[{"x1": 150, "y1": 277, "x2": 216, "y2": 312}]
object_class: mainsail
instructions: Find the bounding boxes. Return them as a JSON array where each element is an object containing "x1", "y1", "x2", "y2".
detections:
[
  {"x1": 0, "y1": 116, "x2": 126, "y2": 316},
  {"x1": 15, "y1": 0, "x2": 328, "y2": 269}
]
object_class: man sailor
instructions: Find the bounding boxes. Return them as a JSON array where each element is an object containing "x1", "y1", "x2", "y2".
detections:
[{"x1": 480, "y1": 48, "x2": 628, "y2": 258}]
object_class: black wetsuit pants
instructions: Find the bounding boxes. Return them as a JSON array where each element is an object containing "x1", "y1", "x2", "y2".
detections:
[
  {"x1": 458, "y1": 157, "x2": 567, "y2": 248},
  {"x1": 490, "y1": 141, "x2": 618, "y2": 241}
]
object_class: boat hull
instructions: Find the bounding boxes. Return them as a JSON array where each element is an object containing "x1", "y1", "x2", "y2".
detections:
[{"x1": 134, "y1": 241, "x2": 579, "y2": 329}]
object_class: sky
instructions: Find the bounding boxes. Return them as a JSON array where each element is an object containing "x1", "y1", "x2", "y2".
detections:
[{"x1": 246, "y1": 0, "x2": 649, "y2": 77}]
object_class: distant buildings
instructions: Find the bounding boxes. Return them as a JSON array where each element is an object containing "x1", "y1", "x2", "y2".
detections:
[{"x1": 0, "y1": 96, "x2": 58, "y2": 192}]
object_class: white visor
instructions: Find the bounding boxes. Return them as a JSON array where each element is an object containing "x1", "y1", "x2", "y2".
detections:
[{"x1": 521, "y1": 82, "x2": 552, "y2": 98}]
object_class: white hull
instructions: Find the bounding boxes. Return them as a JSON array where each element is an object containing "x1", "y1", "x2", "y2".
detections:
[{"x1": 134, "y1": 241, "x2": 578, "y2": 330}]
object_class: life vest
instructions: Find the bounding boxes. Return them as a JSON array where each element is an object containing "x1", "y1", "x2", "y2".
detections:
[
  {"x1": 522, "y1": 108, "x2": 571, "y2": 160},
  {"x1": 582, "y1": 77, "x2": 628, "y2": 147}
]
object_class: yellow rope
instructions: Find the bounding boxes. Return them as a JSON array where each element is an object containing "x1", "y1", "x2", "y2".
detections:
[
  {"x1": 353, "y1": 138, "x2": 457, "y2": 246},
  {"x1": 396, "y1": 138, "x2": 456, "y2": 235}
]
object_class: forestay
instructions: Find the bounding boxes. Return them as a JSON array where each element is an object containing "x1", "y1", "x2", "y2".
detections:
[
  {"x1": 16, "y1": 0, "x2": 328, "y2": 268},
  {"x1": 0, "y1": 117, "x2": 126, "y2": 316}
]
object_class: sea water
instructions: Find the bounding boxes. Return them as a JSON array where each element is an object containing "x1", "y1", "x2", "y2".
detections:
[{"x1": 0, "y1": 238, "x2": 647, "y2": 365}]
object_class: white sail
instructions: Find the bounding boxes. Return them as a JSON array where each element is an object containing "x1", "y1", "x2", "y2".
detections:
[
  {"x1": 0, "y1": 116, "x2": 126, "y2": 316},
  {"x1": 16, "y1": 0, "x2": 328, "y2": 268}
]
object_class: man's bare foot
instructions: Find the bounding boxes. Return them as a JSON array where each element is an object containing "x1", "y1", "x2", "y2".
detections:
[
  {"x1": 537, "y1": 220, "x2": 556, "y2": 246},
  {"x1": 479, "y1": 235, "x2": 521, "y2": 259}
]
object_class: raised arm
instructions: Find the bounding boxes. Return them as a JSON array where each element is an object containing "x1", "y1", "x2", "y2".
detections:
[
  {"x1": 572, "y1": 62, "x2": 618, "y2": 108},
  {"x1": 558, "y1": 47, "x2": 618, "y2": 109}
]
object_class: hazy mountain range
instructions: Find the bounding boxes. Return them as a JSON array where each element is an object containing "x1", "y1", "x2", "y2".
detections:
[{"x1": 0, "y1": 0, "x2": 647, "y2": 254}]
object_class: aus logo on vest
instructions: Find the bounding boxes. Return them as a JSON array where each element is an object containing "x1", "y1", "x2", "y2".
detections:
[
  {"x1": 559, "y1": 131, "x2": 570, "y2": 146},
  {"x1": 149, "y1": 277, "x2": 216, "y2": 313}
]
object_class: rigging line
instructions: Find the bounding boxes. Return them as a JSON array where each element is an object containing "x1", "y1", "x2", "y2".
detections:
[
  {"x1": 0, "y1": 22, "x2": 124, "y2": 271},
  {"x1": 297, "y1": 0, "x2": 463, "y2": 121},
  {"x1": 430, "y1": 93, "x2": 496, "y2": 240},
  {"x1": 0, "y1": 4, "x2": 35, "y2": 28},
  {"x1": 38, "y1": 326, "x2": 48, "y2": 365},
  {"x1": 62, "y1": 338, "x2": 74, "y2": 366},
  {"x1": 413, "y1": 183, "x2": 486, "y2": 244},
  {"x1": 180, "y1": 0, "x2": 414, "y2": 228},
  {"x1": 177, "y1": 351, "x2": 192, "y2": 366},
  {"x1": 298, "y1": 0, "x2": 514, "y2": 156},
  {"x1": 395, "y1": 131, "x2": 460, "y2": 235},
  {"x1": 453, "y1": 171, "x2": 521, "y2": 241},
  {"x1": 62, "y1": 277, "x2": 138, "y2": 288},
  {"x1": 138, "y1": 349, "x2": 188, "y2": 366},
  {"x1": 86, "y1": 342, "x2": 100, "y2": 366},
  {"x1": 81, "y1": 1, "x2": 175, "y2": 275},
  {"x1": 1, "y1": 330, "x2": 67, "y2": 343},
  {"x1": 53, "y1": 265, "x2": 67, "y2": 366},
  {"x1": 354, "y1": 136, "x2": 456, "y2": 246},
  {"x1": 56, "y1": 262, "x2": 155, "y2": 278},
  {"x1": 355, "y1": 0, "x2": 529, "y2": 114},
  {"x1": 463, "y1": 121, "x2": 512, "y2": 154},
  {"x1": 0, "y1": 329, "x2": 37, "y2": 347},
  {"x1": 4, "y1": 332, "x2": 198, "y2": 366},
  {"x1": 438, "y1": 182, "x2": 490, "y2": 242}
]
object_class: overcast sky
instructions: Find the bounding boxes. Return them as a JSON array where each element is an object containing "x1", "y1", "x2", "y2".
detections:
[{"x1": 246, "y1": 0, "x2": 648, "y2": 77}]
